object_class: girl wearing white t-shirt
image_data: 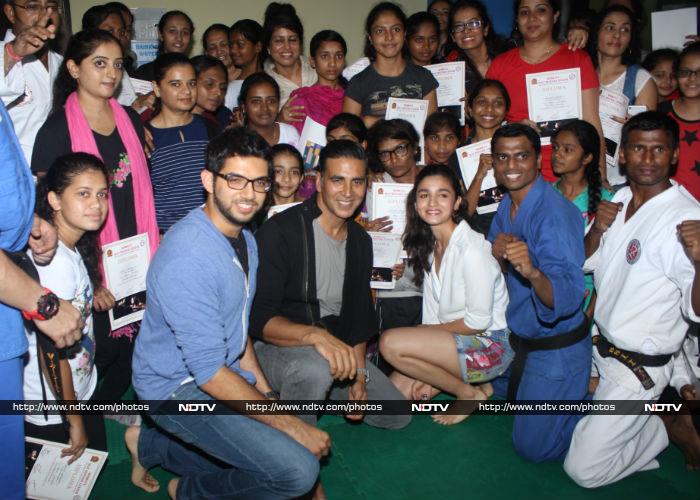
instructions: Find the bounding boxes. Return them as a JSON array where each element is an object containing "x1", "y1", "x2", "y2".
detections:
[
  {"x1": 380, "y1": 164, "x2": 513, "y2": 425},
  {"x1": 25, "y1": 153, "x2": 109, "y2": 459}
]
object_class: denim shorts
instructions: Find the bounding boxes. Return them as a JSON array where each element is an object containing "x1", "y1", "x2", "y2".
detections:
[{"x1": 453, "y1": 328, "x2": 514, "y2": 384}]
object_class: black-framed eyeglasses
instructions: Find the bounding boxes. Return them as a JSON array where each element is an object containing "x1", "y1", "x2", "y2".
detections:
[
  {"x1": 677, "y1": 68, "x2": 700, "y2": 79},
  {"x1": 10, "y1": 1, "x2": 62, "y2": 14},
  {"x1": 377, "y1": 143, "x2": 411, "y2": 162},
  {"x1": 452, "y1": 20, "x2": 483, "y2": 33},
  {"x1": 211, "y1": 171, "x2": 272, "y2": 193}
]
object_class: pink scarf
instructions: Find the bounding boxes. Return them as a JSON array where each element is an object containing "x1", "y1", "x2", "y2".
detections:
[
  {"x1": 65, "y1": 92, "x2": 159, "y2": 336},
  {"x1": 289, "y1": 84, "x2": 345, "y2": 134}
]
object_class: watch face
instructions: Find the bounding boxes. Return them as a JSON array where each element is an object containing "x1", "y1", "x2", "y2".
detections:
[{"x1": 38, "y1": 292, "x2": 60, "y2": 319}]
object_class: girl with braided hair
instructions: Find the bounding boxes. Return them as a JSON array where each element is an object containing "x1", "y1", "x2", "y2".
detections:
[{"x1": 551, "y1": 119, "x2": 613, "y2": 315}]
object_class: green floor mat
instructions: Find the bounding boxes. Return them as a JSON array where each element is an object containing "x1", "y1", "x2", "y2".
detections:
[{"x1": 93, "y1": 412, "x2": 699, "y2": 499}]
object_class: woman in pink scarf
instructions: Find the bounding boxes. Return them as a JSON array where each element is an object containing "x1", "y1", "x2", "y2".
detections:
[
  {"x1": 31, "y1": 30, "x2": 159, "y2": 416},
  {"x1": 287, "y1": 30, "x2": 347, "y2": 134}
]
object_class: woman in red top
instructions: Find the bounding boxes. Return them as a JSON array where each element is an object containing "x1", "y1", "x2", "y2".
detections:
[{"x1": 486, "y1": 0, "x2": 604, "y2": 182}]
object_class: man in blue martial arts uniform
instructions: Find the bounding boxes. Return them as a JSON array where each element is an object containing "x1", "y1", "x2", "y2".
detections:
[{"x1": 487, "y1": 123, "x2": 589, "y2": 462}]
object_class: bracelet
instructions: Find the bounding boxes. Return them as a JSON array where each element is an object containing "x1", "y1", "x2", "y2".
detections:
[{"x1": 5, "y1": 42, "x2": 23, "y2": 63}]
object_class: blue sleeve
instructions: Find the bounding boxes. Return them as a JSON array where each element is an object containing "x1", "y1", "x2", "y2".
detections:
[
  {"x1": 149, "y1": 255, "x2": 227, "y2": 387},
  {"x1": 0, "y1": 102, "x2": 33, "y2": 252},
  {"x1": 529, "y1": 212, "x2": 586, "y2": 323},
  {"x1": 487, "y1": 206, "x2": 504, "y2": 243}
]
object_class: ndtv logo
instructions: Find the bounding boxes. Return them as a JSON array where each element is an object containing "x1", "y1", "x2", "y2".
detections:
[
  {"x1": 644, "y1": 403, "x2": 682, "y2": 412},
  {"x1": 411, "y1": 403, "x2": 450, "y2": 412},
  {"x1": 178, "y1": 403, "x2": 217, "y2": 412}
]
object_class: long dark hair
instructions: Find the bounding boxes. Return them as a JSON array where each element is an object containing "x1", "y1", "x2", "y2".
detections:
[
  {"x1": 589, "y1": 5, "x2": 640, "y2": 68},
  {"x1": 364, "y1": 2, "x2": 408, "y2": 61},
  {"x1": 404, "y1": 164, "x2": 469, "y2": 287},
  {"x1": 36, "y1": 153, "x2": 109, "y2": 288},
  {"x1": 310, "y1": 30, "x2": 348, "y2": 87},
  {"x1": 53, "y1": 29, "x2": 122, "y2": 113},
  {"x1": 552, "y1": 120, "x2": 602, "y2": 219}
]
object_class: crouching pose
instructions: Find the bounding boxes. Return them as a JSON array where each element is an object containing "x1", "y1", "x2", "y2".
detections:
[
  {"x1": 130, "y1": 128, "x2": 328, "y2": 499},
  {"x1": 380, "y1": 165, "x2": 513, "y2": 425},
  {"x1": 565, "y1": 112, "x2": 700, "y2": 487}
]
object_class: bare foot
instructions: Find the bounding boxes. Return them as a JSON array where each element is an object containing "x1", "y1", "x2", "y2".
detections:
[
  {"x1": 478, "y1": 382, "x2": 494, "y2": 398},
  {"x1": 168, "y1": 478, "x2": 179, "y2": 499},
  {"x1": 667, "y1": 414, "x2": 700, "y2": 470},
  {"x1": 432, "y1": 386, "x2": 488, "y2": 426},
  {"x1": 124, "y1": 426, "x2": 160, "y2": 493}
]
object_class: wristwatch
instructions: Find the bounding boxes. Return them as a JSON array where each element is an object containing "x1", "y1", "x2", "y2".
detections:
[
  {"x1": 22, "y1": 288, "x2": 60, "y2": 321},
  {"x1": 357, "y1": 368, "x2": 370, "y2": 384}
]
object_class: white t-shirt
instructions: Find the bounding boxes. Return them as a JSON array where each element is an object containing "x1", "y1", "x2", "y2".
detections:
[
  {"x1": 24, "y1": 242, "x2": 97, "y2": 426},
  {"x1": 0, "y1": 31, "x2": 62, "y2": 164},
  {"x1": 422, "y1": 221, "x2": 508, "y2": 332},
  {"x1": 277, "y1": 122, "x2": 300, "y2": 147},
  {"x1": 601, "y1": 66, "x2": 653, "y2": 101}
]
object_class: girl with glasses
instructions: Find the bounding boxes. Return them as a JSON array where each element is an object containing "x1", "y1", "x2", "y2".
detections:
[
  {"x1": 443, "y1": 0, "x2": 509, "y2": 99},
  {"x1": 659, "y1": 42, "x2": 700, "y2": 201}
]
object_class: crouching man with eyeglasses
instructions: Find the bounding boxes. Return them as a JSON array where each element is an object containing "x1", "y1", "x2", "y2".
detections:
[{"x1": 130, "y1": 128, "x2": 329, "y2": 499}]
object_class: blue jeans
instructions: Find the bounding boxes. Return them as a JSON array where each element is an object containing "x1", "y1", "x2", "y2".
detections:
[{"x1": 139, "y1": 382, "x2": 319, "y2": 499}]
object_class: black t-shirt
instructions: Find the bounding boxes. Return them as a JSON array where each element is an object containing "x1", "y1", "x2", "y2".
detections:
[
  {"x1": 32, "y1": 106, "x2": 146, "y2": 240},
  {"x1": 227, "y1": 234, "x2": 249, "y2": 278},
  {"x1": 134, "y1": 61, "x2": 156, "y2": 82}
]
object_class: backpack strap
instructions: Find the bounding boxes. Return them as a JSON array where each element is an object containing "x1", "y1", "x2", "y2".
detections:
[{"x1": 622, "y1": 64, "x2": 640, "y2": 104}]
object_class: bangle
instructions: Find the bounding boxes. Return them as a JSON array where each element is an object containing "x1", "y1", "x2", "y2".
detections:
[{"x1": 5, "y1": 42, "x2": 23, "y2": 63}]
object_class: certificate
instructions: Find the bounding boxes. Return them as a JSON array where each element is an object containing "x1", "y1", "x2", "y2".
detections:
[
  {"x1": 369, "y1": 182, "x2": 414, "y2": 236},
  {"x1": 129, "y1": 78, "x2": 153, "y2": 95},
  {"x1": 368, "y1": 232, "x2": 403, "y2": 290},
  {"x1": 652, "y1": 7, "x2": 698, "y2": 51},
  {"x1": 426, "y1": 61, "x2": 466, "y2": 125},
  {"x1": 599, "y1": 88, "x2": 629, "y2": 185},
  {"x1": 526, "y1": 68, "x2": 582, "y2": 143},
  {"x1": 385, "y1": 97, "x2": 429, "y2": 164},
  {"x1": 342, "y1": 57, "x2": 371, "y2": 81},
  {"x1": 102, "y1": 233, "x2": 150, "y2": 330},
  {"x1": 268, "y1": 201, "x2": 302, "y2": 219},
  {"x1": 456, "y1": 140, "x2": 504, "y2": 214},
  {"x1": 26, "y1": 437, "x2": 108, "y2": 500},
  {"x1": 296, "y1": 117, "x2": 327, "y2": 171}
]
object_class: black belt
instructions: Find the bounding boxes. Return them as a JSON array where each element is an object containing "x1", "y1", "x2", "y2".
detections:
[
  {"x1": 507, "y1": 320, "x2": 590, "y2": 400},
  {"x1": 593, "y1": 335, "x2": 672, "y2": 390}
]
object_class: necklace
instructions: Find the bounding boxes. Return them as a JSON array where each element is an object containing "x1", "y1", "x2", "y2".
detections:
[{"x1": 520, "y1": 43, "x2": 558, "y2": 64}]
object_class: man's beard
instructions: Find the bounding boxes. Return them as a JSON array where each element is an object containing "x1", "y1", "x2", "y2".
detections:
[{"x1": 213, "y1": 191, "x2": 258, "y2": 227}]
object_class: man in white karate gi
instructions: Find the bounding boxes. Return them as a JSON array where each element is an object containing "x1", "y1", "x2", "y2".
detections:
[{"x1": 565, "y1": 111, "x2": 700, "y2": 487}]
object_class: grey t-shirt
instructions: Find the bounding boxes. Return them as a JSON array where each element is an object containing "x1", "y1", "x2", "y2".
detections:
[
  {"x1": 345, "y1": 62, "x2": 439, "y2": 117},
  {"x1": 313, "y1": 219, "x2": 346, "y2": 317}
]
